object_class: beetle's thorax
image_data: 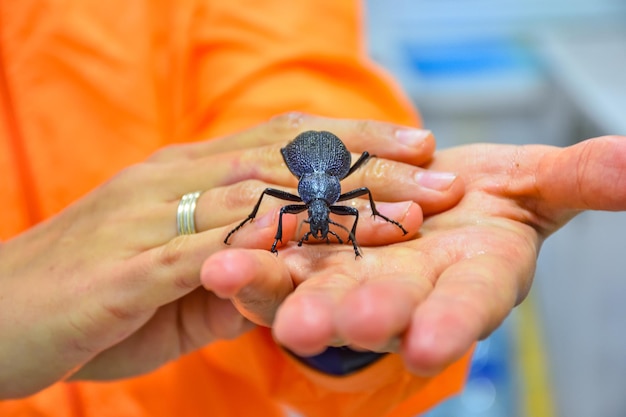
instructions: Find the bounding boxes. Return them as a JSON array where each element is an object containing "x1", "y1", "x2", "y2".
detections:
[
  {"x1": 307, "y1": 199, "x2": 331, "y2": 239},
  {"x1": 297, "y1": 171, "x2": 341, "y2": 204}
]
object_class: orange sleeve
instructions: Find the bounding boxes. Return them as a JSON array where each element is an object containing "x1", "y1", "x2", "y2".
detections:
[
  {"x1": 177, "y1": 0, "x2": 421, "y2": 140},
  {"x1": 0, "y1": 329, "x2": 470, "y2": 417},
  {"x1": 0, "y1": 0, "x2": 471, "y2": 416}
]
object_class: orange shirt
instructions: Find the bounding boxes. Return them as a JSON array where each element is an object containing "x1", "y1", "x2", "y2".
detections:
[{"x1": 0, "y1": 1, "x2": 471, "y2": 415}]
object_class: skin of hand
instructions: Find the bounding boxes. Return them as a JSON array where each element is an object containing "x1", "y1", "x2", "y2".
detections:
[
  {"x1": 201, "y1": 134, "x2": 626, "y2": 376},
  {"x1": 0, "y1": 113, "x2": 463, "y2": 399}
]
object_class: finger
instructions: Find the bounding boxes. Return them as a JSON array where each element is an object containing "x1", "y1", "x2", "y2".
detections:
[
  {"x1": 339, "y1": 156, "x2": 464, "y2": 215},
  {"x1": 185, "y1": 183, "x2": 419, "y2": 256},
  {"x1": 151, "y1": 112, "x2": 435, "y2": 166},
  {"x1": 401, "y1": 253, "x2": 531, "y2": 376},
  {"x1": 334, "y1": 275, "x2": 432, "y2": 352},
  {"x1": 293, "y1": 200, "x2": 421, "y2": 248},
  {"x1": 156, "y1": 142, "x2": 445, "y2": 203},
  {"x1": 191, "y1": 174, "x2": 421, "y2": 246},
  {"x1": 264, "y1": 200, "x2": 420, "y2": 251},
  {"x1": 189, "y1": 163, "x2": 453, "y2": 235},
  {"x1": 352, "y1": 201, "x2": 421, "y2": 245},
  {"x1": 293, "y1": 117, "x2": 435, "y2": 166},
  {"x1": 71, "y1": 290, "x2": 255, "y2": 380},
  {"x1": 194, "y1": 181, "x2": 298, "y2": 232},
  {"x1": 536, "y1": 135, "x2": 626, "y2": 212},
  {"x1": 153, "y1": 145, "x2": 296, "y2": 196},
  {"x1": 107, "y1": 210, "x2": 293, "y2": 314},
  {"x1": 201, "y1": 249, "x2": 294, "y2": 326},
  {"x1": 273, "y1": 272, "x2": 359, "y2": 356},
  {"x1": 432, "y1": 136, "x2": 626, "y2": 222},
  {"x1": 102, "y1": 180, "x2": 296, "y2": 251}
]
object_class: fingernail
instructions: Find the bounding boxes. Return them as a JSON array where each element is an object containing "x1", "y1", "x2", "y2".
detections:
[
  {"x1": 414, "y1": 171, "x2": 457, "y2": 191},
  {"x1": 375, "y1": 201, "x2": 412, "y2": 220},
  {"x1": 395, "y1": 129, "x2": 431, "y2": 146}
]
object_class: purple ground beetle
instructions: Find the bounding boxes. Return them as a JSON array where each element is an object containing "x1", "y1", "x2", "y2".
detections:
[{"x1": 223, "y1": 130, "x2": 408, "y2": 257}]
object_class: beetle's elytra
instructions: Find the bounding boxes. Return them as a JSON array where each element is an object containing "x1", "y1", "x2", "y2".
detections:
[{"x1": 224, "y1": 130, "x2": 407, "y2": 257}]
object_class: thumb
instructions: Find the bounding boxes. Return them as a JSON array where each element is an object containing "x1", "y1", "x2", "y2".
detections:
[{"x1": 537, "y1": 135, "x2": 626, "y2": 212}]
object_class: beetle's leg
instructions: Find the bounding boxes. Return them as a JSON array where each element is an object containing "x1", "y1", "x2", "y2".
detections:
[
  {"x1": 271, "y1": 204, "x2": 307, "y2": 254},
  {"x1": 337, "y1": 187, "x2": 408, "y2": 235},
  {"x1": 344, "y1": 151, "x2": 372, "y2": 179},
  {"x1": 224, "y1": 188, "x2": 302, "y2": 245},
  {"x1": 328, "y1": 206, "x2": 361, "y2": 258},
  {"x1": 297, "y1": 231, "x2": 312, "y2": 247}
]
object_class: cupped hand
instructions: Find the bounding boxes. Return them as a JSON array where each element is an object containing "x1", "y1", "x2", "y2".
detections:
[
  {"x1": 0, "y1": 113, "x2": 462, "y2": 398},
  {"x1": 202, "y1": 135, "x2": 626, "y2": 375}
]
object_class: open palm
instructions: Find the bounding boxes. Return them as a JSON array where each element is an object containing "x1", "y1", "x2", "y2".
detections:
[{"x1": 203, "y1": 135, "x2": 626, "y2": 375}]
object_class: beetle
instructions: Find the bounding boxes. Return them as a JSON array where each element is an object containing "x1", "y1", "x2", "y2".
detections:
[{"x1": 223, "y1": 130, "x2": 408, "y2": 257}]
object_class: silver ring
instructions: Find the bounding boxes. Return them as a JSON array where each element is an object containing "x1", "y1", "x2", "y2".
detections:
[{"x1": 177, "y1": 191, "x2": 202, "y2": 235}]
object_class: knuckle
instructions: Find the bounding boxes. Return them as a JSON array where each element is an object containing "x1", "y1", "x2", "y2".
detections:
[
  {"x1": 239, "y1": 144, "x2": 295, "y2": 185},
  {"x1": 353, "y1": 119, "x2": 386, "y2": 143},
  {"x1": 147, "y1": 143, "x2": 188, "y2": 162},
  {"x1": 356, "y1": 157, "x2": 388, "y2": 186},
  {"x1": 268, "y1": 111, "x2": 311, "y2": 135},
  {"x1": 101, "y1": 302, "x2": 143, "y2": 322},
  {"x1": 155, "y1": 237, "x2": 186, "y2": 270},
  {"x1": 223, "y1": 180, "x2": 268, "y2": 209},
  {"x1": 355, "y1": 119, "x2": 373, "y2": 135},
  {"x1": 118, "y1": 158, "x2": 171, "y2": 185},
  {"x1": 241, "y1": 143, "x2": 282, "y2": 166},
  {"x1": 100, "y1": 162, "x2": 160, "y2": 200}
]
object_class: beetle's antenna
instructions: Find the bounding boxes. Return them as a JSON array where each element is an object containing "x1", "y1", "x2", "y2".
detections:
[{"x1": 329, "y1": 220, "x2": 362, "y2": 258}]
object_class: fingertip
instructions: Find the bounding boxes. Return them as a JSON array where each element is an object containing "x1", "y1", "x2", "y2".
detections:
[
  {"x1": 377, "y1": 200, "x2": 423, "y2": 230},
  {"x1": 401, "y1": 305, "x2": 477, "y2": 376},
  {"x1": 334, "y1": 281, "x2": 416, "y2": 351},
  {"x1": 273, "y1": 293, "x2": 335, "y2": 356},
  {"x1": 327, "y1": 120, "x2": 434, "y2": 165},
  {"x1": 414, "y1": 171, "x2": 465, "y2": 215},
  {"x1": 202, "y1": 248, "x2": 294, "y2": 326},
  {"x1": 334, "y1": 287, "x2": 384, "y2": 346},
  {"x1": 394, "y1": 128, "x2": 436, "y2": 164},
  {"x1": 201, "y1": 249, "x2": 258, "y2": 298},
  {"x1": 372, "y1": 127, "x2": 435, "y2": 166},
  {"x1": 355, "y1": 201, "x2": 421, "y2": 246}
]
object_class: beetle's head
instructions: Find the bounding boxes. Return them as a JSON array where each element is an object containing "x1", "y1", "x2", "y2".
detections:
[{"x1": 307, "y1": 200, "x2": 330, "y2": 239}]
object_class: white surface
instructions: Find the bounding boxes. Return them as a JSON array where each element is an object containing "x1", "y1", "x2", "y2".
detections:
[
  {"x1": 536, "y1": 211, "x2": 626, "y2": 417},
  {"x1": 540, "y1": 27, "x2": 626, "y2": 135}
]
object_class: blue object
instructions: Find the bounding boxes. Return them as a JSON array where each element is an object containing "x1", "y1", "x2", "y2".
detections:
[{"x1": 403, "y1": 38, "x2": 537, "y2": 78}]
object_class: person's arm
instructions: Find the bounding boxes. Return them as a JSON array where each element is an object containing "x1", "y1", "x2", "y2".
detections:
[{"x1": 0, "y1": 115, "x2": 462, "y2": 399}]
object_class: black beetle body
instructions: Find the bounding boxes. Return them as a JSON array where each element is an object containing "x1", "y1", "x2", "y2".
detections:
[
  {"x1": 282, "y1": 130, "x2": 352, "y2": 179},
  {"x1": 224, "y1": 130, "x2": 407, "y2": 257}
]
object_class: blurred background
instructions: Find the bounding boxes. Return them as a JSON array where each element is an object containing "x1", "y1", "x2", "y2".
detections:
[{"x1": 365, "y1": 1, "x2": 626, "y2": 416}]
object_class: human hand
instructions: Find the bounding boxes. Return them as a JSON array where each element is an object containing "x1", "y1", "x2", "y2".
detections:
[
  {"x1": 202, "y1": 135, "x2": 626, "y2": 375},
  {"x1": 0, "y1": 113, "x2": 462, "y2": 398}
]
